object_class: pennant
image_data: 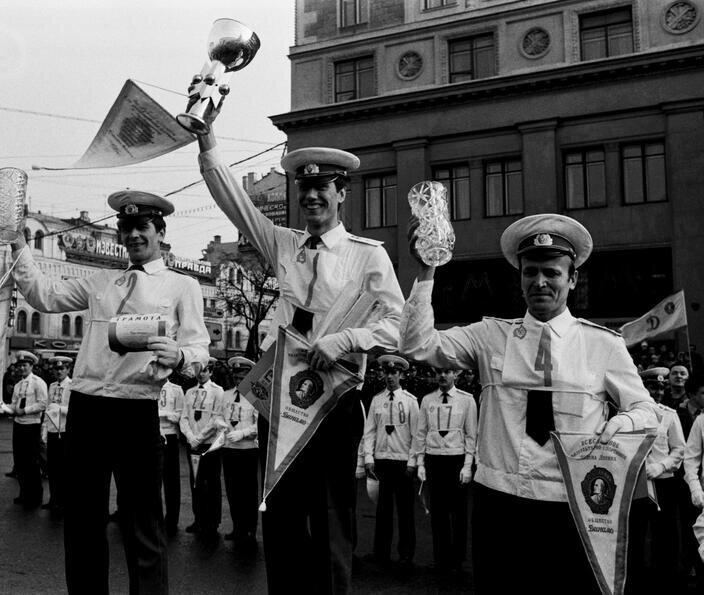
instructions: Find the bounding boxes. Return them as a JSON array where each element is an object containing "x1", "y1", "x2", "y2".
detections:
[
  {"x1": 552, "y1": 431, "x2": 656, "y2": 595},
  {"x1": 189, "y1": 453, "x2": 201, "y2": 490},
  {"x1": 237, "y1": 344, "x2": 276, "y2": 421},
  {"x1": 204, "y1": 430, "x2": 227, "y2": 455},
  {"x1": 619, "y1": 290, "x2": 687, "y2": 347},
  {"x1": 261, "y1": 326, "x2": 361, "y2": 509},
  {"x1": 33, "y1": 80, "x2": 194, "y2": 170},
  {"x1": 45, "y1": 407, "x2": 61, "y2": 432}
]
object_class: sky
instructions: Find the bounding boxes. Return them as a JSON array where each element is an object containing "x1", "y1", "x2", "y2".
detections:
[{"x1": 0, "y1": 0, "x2": 295, "y2": 258}]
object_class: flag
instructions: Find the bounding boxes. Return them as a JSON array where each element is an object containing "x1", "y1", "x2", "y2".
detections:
[
  {"x1": 33, "y1": 80, "x2": 194, "y2": 170},
  {"x1": 552, "y1": 431, "x2": 656, "y2": 595},
  {"x1": 189, "y1": 453, "x2": 201, "y2": 490},
  {"x1": 260, "y1": 326, "x2": 361, "y2": 510},
  {"x1": 619, "y1": 290, "x2": 687, "y2": 347}
]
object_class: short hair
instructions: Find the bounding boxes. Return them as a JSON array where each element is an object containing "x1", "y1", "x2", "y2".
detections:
[{"x1": 519, "y1": 254, "x2": 576, "y2": 278}]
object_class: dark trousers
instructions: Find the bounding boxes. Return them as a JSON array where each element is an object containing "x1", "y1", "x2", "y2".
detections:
[
  {"x1": 64, "y1": 392, "x2": 167, "y2": 595},
  {"x1": 679, "y1": 478, "x2": 704, "y2": 592},
  {"x1": 373, "y1": 458, "x2": 416, "y2": 562},
  {"x1": 186, "y1": 445, "x2": 222, "y2": 531},
  {"x1": 425, "y1": 454, "x2": 468, "y2": 568},
  {"x1": 14, "y1": 422, "x2": 43, "y2": 507},
  {"x1": 261, "y1": 389, "x2": 363, "y2": 594},
  {"x1": 222, "y1": 447, "x2": 259, "y2": 539},
  {"x1": 161, "y1": 434, "x2": 180, "y2": 531},
  {"x1": 46, "y1": 431, "x2": 67, "y2": 509}
]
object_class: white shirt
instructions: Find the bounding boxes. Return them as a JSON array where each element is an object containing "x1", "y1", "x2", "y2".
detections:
[
  {"x1": 46, "y1": 376, "x2": 71, "y2": 433},
  {"x1": 684, "y1": 415, "x2": 704, "y2": 494},
  {"x1": 12, "y1": 250, "x2": 210, "y2": 400},
  {"x1": 11, "y1": 373, "x2": 48, "y2": 425},
  {"x1": 647, "y1": 403, "x2": 685, "y2": 479},
  {"x1": 364, "y1": 387, "x2": 419, "y2": 465},
  {"x1": 199, "y1": 148, "x2": 404, "y2": 373},
  {"x1": 219, "y1": 388, "x2": 258, "y2": 450},
  {"x1": 180, "y1": 380, "x2": 224, "y2": 445},
  {"x1": 400, "y1": 280, "x2": 659, "y2": 502},
  {"x1": 414, "y1": 386, "x2": 476, "y2": 468},
  {"x1": 158, "y1": 381, "x2": 185, "y2": 436}
]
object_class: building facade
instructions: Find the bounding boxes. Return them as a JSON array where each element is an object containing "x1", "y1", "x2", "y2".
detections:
[{"x1": 272, "y1": 0, "x2": 704, "y2": 350}]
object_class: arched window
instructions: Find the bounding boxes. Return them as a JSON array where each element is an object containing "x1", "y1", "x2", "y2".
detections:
[
  {"x1": 62, "y1": 315, "x2": 71, "y2": 336},
  {"x1": 226, "y1": 328, "x2": 233, "y2": 349},
  {"x1": 75, "y1": 316, "x2": 83, "y2": 338},
  {"x1": 16, "y1": 310, "x2": 27, "y2": 334},
  {"x1": 34, "y1": 229, "x2": 44, "y2": 250},
  {"x1": 23, "y1": 228, "x2": 31, "y2": 243},
  {"x1": 237, "y1": 270, "x2": 243, "y2": 285},
  {"x1": 31, "y1": 312, "x2": 41, "y2": 335},
  {"x1": 235, "y1": 331, "x2": 242, "y2": 349}
]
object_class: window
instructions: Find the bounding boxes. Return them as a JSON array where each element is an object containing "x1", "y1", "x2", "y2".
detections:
[
  {"x1": 34, "y1": 230, "x2": 44, "y2": 250},
  {"x1": 31, "y1": 312, "x2": 41, "y2": 335},
  {"x1": 448, "y1": 34, "x2": 495, "y2": 83},
  {"x1": 237, "y1": 270, "x2": 243, "y2": 285},
  {"x1": 235, "y1": 331, "x2": 242, "y2": 350},
  {"x1": 334, "y1": 56, "x2": 374, "y2": 102},
  {"x1": 622, "y1": 142, "x2": 666, "y2": 204},
  {"x1": 16, "y1": 310, "x2": 27, "y2": 334},
  {"x1": 580, "y1": 7, "x2": 633, "y2": 61},
  {"x1": 565, "y1": 149, "x2": 606, "y2": 209},
  {"x1": 62, "y1": 314, "x2": 71, "y2": 336},
  {"x1": 340, "y1": 0, "x2": 368, "y2": 27},
  {"x1": 434, "y1": 165, "x2": 471, "y2": 220},
  {"x1": 485, "y1": 159, "x2": 523, "y2": 217},
  {"x1": 365, "y1": 174, "x2": 397, "y2": 228},
  {"x1": 75, "y1": 315, "x2": 83, "y2": 338},
  {"x1": 424, "y1": 0, "x2": 453, "y2": 8}
]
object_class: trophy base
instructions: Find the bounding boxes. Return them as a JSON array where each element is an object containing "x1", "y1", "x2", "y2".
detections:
[{"x1": 176, "y1": 113, "x2": 210, "y2": 136}]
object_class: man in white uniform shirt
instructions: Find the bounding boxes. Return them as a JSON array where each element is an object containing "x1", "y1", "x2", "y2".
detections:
[
  {"x1": 10, "y1": 350, "x2": 47, "y2": 510},
  {"x1": 158, "y1": 379, "x2": 185, "y2": 537},
  {"x1": 219, "y1": 356, "x2": 259, "y2": 550},
  {"x1": 399, "y1": 213, "x2": 658, "y2": 593},
  {"x1": 363, "y1": 355, "x2": 419, "y2": 567},
  {"x1": 414, "y1": 368, "x2": 476, "y2": 574},
  {"x1": 180, "y1": 358, "x2": 224, "y2": 539},
  {"x1": 10, "y1": 191, "x2": 210, "y2": 594},
  {"x1": 42, "y1": 355, "x2": 72, "y2": 515},
  {"x1": 195, "y1": 108, "x2": 404, "y2": 593}
]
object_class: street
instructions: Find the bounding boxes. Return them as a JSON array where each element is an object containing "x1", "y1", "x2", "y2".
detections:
[{"x1": 0, "y1": 417, "x2": 473, "y2": 593}]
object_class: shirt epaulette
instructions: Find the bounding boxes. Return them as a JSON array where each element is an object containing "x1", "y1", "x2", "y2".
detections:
[
  {"x1": 402, "y1": 389, "x2": 417, "y2": 401},
  {"x1": 292, "y1": 228, "x2": 305, "y2": 235},
  {"x1": 656, "y1": 402, "x2": 675, "y2": 414},
  {"x1": 577, "y1": 318, "x2": 622, "y2": 337},
  {"x1": 454, "y1": 388, "x2": 474, "y2": 399},
  {"x1": 349, "y1": 234, "x2": 383, "y2": 246},
  {"x1": 482, "y1": 316, "x2": 523, "y2": 325}
]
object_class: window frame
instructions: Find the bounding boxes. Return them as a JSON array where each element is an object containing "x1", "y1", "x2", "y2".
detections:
[
  {"x1": 433, "y1": 163, "x2": 471, "y2": 221},
  {"x1": 364, "y1": 173, "x2": 398, "y2": 229},
  {"x1": 334, "y1": 55, "x2": 375, "y2": 102},
  {"x1": 30, "y1": 312, "x2": 41, "y2": 336},
  {"x1": 448, "y1": 32, "x2": 496, "y2": 83},
  {"x1": 621, "y1": 141, "x2": 667, "y2": 205},
  {"x1": 579, "y1": 6, "x2": 634, "y2": 61},
  {"x1": 340, "y1": 0, "x2": 369, "y2": 28},
  {"x1": 563, "y1": 147, "x2": 607, "y2": 210},
  {"x1": 484, "y1": 158, "x2": 524, "y2": 218}
]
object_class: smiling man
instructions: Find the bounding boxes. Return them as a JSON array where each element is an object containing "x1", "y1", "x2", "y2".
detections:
[
  {"x1": 10, "y1": 191, "x2": 210, "y2": 594},
  {"x1": 399, "y1": 213, "x2": 658, "y2": 594},
  {"x1": 196, "y1": 122, "x2": 404, "y2": 593}
]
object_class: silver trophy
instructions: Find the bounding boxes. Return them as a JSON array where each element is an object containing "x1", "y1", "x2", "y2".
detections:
[
  {"x1": 408, "y1": 181, "x2": 455, "y2": 267},
  {"x1": 177, "y1": 18, "x2": 260, "y2": 135},
  {"x1": 0, "y1": 168, "x2": 27, "y2": 245}
]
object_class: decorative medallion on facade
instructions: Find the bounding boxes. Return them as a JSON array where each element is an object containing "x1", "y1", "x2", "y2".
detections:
[
  {"x1": 662, "y1": 1, "x2": 700, "y2": 34},
  {"x1": 520, "y1": 27, "x2": 551, "y2": 59},
  {"x1": 397, "y1": 51, "x2": 424, "y2": 80}
]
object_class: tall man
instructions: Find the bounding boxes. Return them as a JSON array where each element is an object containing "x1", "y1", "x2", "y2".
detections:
[
  {"x1": 363, "y1": 355, "x2": 419, "y2": 567},
  {"x1": 10, "y1": 192, "x2": 210, "y2": 594},
  {"x1": 414, "y1": 367, "x2": 476, "y2": 574},
  {"x1": 43, "y1": 355, "x2": 72, "y2": 515},
  {"x1": 220, "y1": 356, "x2": 259, "y2": 549},
  {"x1": 10, "y1": 350, "x2": 47, "y2": 509},
  {"x1": 158, "y1": 378, "x2": 185, "y2": 537},
  {"x1": 399, "y1": 213, "x2": 658, "y2": 594},
  {"x1": 196, "y1": 114, "x2": 404, "y2": 593}
]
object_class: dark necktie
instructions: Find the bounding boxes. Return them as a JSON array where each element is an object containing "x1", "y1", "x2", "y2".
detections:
[
  {"x1": 385, "y1": 392, "x2": 395, "y2": 435},
  {"x1": 194, "y1": 384, "x2": 205, "y2": 421},
  {"x1": 525, "y1": 390, "x2": 555, "y2": 446},
  {"x1": 231, "y1": 390, "x2": 240, "y2": 427},
  {"x1": 292, "y1": 237, "x2": 321, "y2": 336},
  {"x1": 439, "y1": 392, "x2": 449, "y2": 438}
]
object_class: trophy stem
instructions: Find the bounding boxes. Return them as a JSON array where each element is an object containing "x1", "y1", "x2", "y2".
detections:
[{"x1": 176, "y1": 111, "x2": 210, "y2": 135}]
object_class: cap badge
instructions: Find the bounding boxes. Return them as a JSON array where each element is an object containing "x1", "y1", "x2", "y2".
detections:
[
  {"x1": 534, "y1": 233, "x2": 553, "y2": 247},
  {"x1": 303, "y1": 163, "x2": 319, "y2": 175},
  {"x1": 124, "y1": 204, "x2": 139, "y2": 215}
]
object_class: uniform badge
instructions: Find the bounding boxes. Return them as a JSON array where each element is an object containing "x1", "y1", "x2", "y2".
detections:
[
  {"x1": 252, "y1": 381, "x2": 269, "y2": 402},
  {"x1": 289, "y1": 370, "x2": 324, "y2": 410},
  {"x1": 124, "y1": 203, "x2": 139, "y2": 215},
  {"x1": 296, "y1": 249, "x2": 306, "y2": 263},
  {"x1": 303, "y1": 163, "x2": 319, "y2": 175},
  {"x1": 115, "y1": 276, "x2": 126, "y2": 286},
  {"x1": 513, "y1": 324, "x2": 527, "y2": 339},
  {"x1": 534, "y1": 233, "x2": 553, "y2": 247},
  {"x1": 581, "y1": 466, "x2": 616, "y2": 515}
]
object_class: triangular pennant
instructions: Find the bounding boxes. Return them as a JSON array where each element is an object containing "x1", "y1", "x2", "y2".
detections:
[
  {"x1": 237, "y1": 345, "x2": 276, "y2": 421},
  {"x1": 552, "y1": 431, "x2": 656, "y2": 595},
  {"x1": 261, "y1": 325, "x2": 361, "y2": 509},
  {"x1": 205, "y1": 430, "x2": 226, "y2": 455},
  {"x1": 45, "y1": 407, "x2": 61, "y2": 432},
  {"x1": 189, "y1": 453, "x2": 201, "y2": 490},
  {"x1": 33, "y1": 80, "x2": 194, "y2": 170}
]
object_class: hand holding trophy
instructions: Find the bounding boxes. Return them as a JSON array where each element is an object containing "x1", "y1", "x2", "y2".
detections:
[
  {"x1": 177, "y1": 18, "x2": 260, "y2": 135},
  {"x1": 0, "y1": 167, "x2": 28, "y2": 245},
  {"x1": 407, "y1": 181, "x2": 455, "y2": 267}
]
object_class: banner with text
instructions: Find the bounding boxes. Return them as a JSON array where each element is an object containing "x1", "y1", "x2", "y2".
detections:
[
  {"x1": 620, "y1": 290, "x2": 687, "y2": 347},
  {"x1": 552, "y1": 431, "x2": 656, "y2": 595}
]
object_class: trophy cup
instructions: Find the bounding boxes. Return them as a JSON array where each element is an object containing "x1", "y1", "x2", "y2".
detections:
[
  {"x1": 0, "y1": 167, "x2": 28, "y2": 245},
  {"x1": 407, "y1": 181, "x2": 455, "y2": 267},
  {"x1": 176, "y1": 18, "x2": 260, "y2": 135}
]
